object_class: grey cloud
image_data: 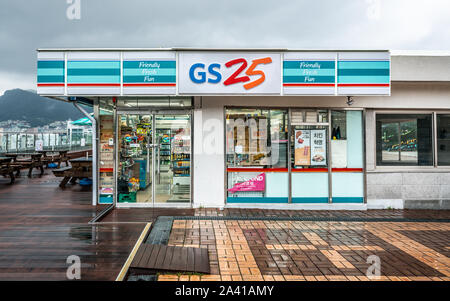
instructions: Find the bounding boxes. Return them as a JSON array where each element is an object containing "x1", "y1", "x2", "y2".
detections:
[{"x1": 0, "y1": 0, "x2": 449, "y2": 82}]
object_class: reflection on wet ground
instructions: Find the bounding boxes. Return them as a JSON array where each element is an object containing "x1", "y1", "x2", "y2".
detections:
[{"x1": 0, "y1": 171, "x2": 449, "y2": 281}]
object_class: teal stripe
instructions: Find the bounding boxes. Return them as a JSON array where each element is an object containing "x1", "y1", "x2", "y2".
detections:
[
  {"x1": 67, "y1": 61, "x2": 120, "y2": 69},
  {"x1": 292, "y1": 197, "x2": 329, "y2": 203},
  {"x1": 67, "y1": 75, "x2": 120, "y2": 84},
  {"x1": 38, "y1": 61, "x2": 64, "y2": 68},
  {"x1": 284, "y1": 69, "x2": 335, "y2": 76},
  {"x1": 332, "y1": 197, "x2": 364, "y2": 203},
  {"x1": 284, "y1": 61, "x2": 335, "y2": 69},
  {"x1": 123, "y1": 61, "x2": 176, "y2": 68},
  {"x1": 226, "y1": 197, "x2": 288, "y2": 204},
  {"x1": 284, "y1": 76, "x2": 335, "y2": 83},
  {"x1": 339, "y1": 69, "x2": 389, "y2": 76},
  {"x1": 338, "y1": 76, "x2": 390, "y2": 84},
  {"x1": 37, "y1": 68, "x2": 64, "y2": 76},
  {"x1": 123, "y1": 68, "x2": 176, "y2": 76},
  {"x1": 123, "y1": 75, "x2": 176, "y2": 83},
  {"x1": 37, "y1": 75, "x2": 64, "y2": 83},
  {"x1": 338, "y1": 61, "x2": 390, "y2": 69},
  {"x1": 68, "y1": 68, "x2": 120, "y2": 76}
]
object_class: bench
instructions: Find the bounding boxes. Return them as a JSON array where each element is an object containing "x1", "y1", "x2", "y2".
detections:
[
  {"x1": 0, "y1": 158, "x2": 15, "y2": 184},
  {"x1": 52, "y1": 167, "x2": 72, "y2": 177}
]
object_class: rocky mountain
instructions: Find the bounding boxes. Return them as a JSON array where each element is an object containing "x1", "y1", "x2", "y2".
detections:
[{"x1": 0, "y1": 89, "x2": 92, "y2": 127}]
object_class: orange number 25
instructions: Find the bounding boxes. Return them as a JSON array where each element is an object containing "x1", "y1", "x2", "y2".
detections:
[{"x1": 243, "y1": 57, "x2": 273, "y2": 90}]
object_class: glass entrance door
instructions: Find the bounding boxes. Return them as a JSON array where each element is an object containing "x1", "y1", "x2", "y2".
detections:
[
  {"x1": 117, "y1": 114, "x2": 153, "y2": 205},
  {"x1": 154, "y1": 114, "x2": 191, "y2": 204},
  {"x1": 116, "y1": 112, "x2": 191, "y2": 206}
]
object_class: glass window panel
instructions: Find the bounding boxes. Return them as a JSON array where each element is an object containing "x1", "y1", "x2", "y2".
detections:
[
  {"x1": 437, "y1": 114, "x2": 450, "y2": 166},
  {"x1": 226, "y1": 108, "x2": 288, "y2": 204},
  {"x1": 376, "y1": 114, "x2": 433, "y2": 166}
]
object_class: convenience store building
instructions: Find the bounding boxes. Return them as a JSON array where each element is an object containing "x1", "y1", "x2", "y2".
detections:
[{"x1": 36, "y1": 49, "x2": 450, "y2": 210}]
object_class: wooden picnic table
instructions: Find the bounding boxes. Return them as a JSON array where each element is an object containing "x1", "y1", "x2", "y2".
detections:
[
  {"x1": 3, "y1": 153, "x2": 44, "y2": 177},
  {"x1": 0, "y1": 157, "x2": 16, "y2": 184},
  {"x1": 37, "y1": 150, "x2": 70, "y2": 168},
  {"x1": 53, "y1": 157, "x2": 92, "y2": 188}
]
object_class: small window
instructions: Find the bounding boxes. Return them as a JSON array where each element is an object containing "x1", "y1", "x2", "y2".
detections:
[
  {"x1": 376, "y1": 114, "x2": 433, "y2": 166},
  {"x1": 437, "y1": 114, "x2": 450, "y2": 166}
]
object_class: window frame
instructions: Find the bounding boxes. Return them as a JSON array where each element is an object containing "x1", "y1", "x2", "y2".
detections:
[
  {"x1": 373, "y1": 110, "x2": 450, "y2": 170},
  {"x1": 224, "y1": 106, "x2": 366, "y2": 204}
]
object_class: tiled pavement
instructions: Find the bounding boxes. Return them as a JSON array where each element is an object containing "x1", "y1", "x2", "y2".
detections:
[{"x1": 158, "y1": 219, "x2": 450, "y2": 281}]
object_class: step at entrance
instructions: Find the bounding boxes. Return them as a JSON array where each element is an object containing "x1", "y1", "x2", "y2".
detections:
[{"x1": 129, "y1": 244, "x2": 210, "y2": 274}]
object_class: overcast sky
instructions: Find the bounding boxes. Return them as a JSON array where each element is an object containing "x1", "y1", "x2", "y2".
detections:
[{"x1": 0, "y1": 0, "x2": 449, "y2": 95}]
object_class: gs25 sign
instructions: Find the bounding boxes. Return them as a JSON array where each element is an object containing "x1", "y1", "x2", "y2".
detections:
[
  {"x1": 179, "y1": 53, "x2": 281, "y2": 94},
  {"x1": 189, "y1": 57, "x2": 272, "y2": 90}
]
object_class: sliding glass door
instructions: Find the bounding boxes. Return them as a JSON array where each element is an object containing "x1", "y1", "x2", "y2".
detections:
[{"x1": 116, "y1": 111, "x2": 191, "y2": 207}]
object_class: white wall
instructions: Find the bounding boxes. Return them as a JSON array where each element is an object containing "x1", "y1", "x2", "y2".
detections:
[
  {"x1": 193, "y1": 97, "x2": 225, "y2": 208},
  {"x1": 193, "y1": 82, "x2": 450, "y2": 207}
]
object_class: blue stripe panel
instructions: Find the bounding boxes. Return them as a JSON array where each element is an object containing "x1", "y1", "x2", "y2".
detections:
[
  {"x1": 68, "y1": 68, "x2": 120, "y2": 76},
  {"x1": 67, "y1": 75, "x2": 120, "y2": 84},
  {"x1": 338, "y1": 61, "x2": 389, "y2": 69},
  {"x1": 284, "y1": 76, "x2": 335, "y2": 83},
  {"x1": 332, "y1": 173, "x2": 364, "y2": 198},
  {"x1": 123, "y1": 75, "x2": 176, "y2": 83},
  {"x1": 339, "y1": 69, "x2": 389, "y2": 76},
  {"x1": 37, "y1": 68, "x2": 65, "y2": 76},
  {"x1": 292, "y1": 197, "x2": 329, "y2": 203},
  {"x1": 284, "y1": 61, "x2": 335, "y2": 69},
  {"x1": 37, "y1": 75, "x2": 65, "y2": 83},
  {"x1": 346, "y1": 111, "x2": 363, "y2": 168},
  {"x1": 38, "y1": 61, "x2": 64, "y2": 68},
  {"x1": 284, "y1": 69, "x2": 335, "y2": 76},
  {"x1": 123, "y1": 68, "x2": 176, "y2": 76},
  {"x1": 226, "y1": 197, "x2": 289, "y2": 203},
  {"x1": 338, "y1": 76, "x2": 390, "y2": 84},
  {"x1": 123, "y1": 61, "x2": 176, "y2": 68},
  {"x1": 67, "y1": 61, "x2": 120, "y2": 69},
  {"x1": 332, "y1": 197, "x2": 364, "y2": 203}
]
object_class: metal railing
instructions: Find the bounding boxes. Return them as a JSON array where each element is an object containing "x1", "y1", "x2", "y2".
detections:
[{"x1": 0, "y1": 131, "x2": 92, "y2": 153}]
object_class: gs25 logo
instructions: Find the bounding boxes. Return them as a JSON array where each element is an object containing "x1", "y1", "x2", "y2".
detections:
[{"x1": 189, "y1": 57, "x2": 272, "y2": 90}]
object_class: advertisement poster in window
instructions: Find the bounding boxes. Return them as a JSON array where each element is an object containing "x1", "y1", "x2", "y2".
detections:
[
  {"x1": 311, "y1": 130, "x2": 327, "y2": 166},
  {"x1": 295, "y1": 130, "x2": 311, "y2": 165}
]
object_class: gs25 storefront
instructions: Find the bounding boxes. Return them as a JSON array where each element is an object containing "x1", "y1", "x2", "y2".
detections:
[{"x1": 37, "y1": 49, "x2": 390, "y2": 207}]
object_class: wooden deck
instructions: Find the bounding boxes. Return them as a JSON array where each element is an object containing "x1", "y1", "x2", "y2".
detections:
[
  {"x1": 129, "y1": 244, "x2": 210, "y2": 275},
  {"x1": 0, "y1": 170, "x2": 144, "y2": 281}
]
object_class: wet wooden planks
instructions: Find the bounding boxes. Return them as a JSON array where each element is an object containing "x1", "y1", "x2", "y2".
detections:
[{"x1": 130, "y1": 244, "x2": 210, "y2": 274}]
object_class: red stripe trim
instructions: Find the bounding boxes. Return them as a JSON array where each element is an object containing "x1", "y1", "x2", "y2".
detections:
[
  {"x1": 227, "y1": 168, "x2": 288, "y2": 173},
  {"x1": 226, "y1": 168, "x2": 363, "y2": 173},
  {"x1": 283, "y1": 83, "x2": 335, "y2": 87},
  {"x1": 332, "y1": 168, "x2": 363, "y2": 172},
  {"x1": 292, "y1": 168, "x2": 328, "y2": 172},
  {"x1": 338, "y1": 84, "x2": 390, "y2": 87},
  {"x1": 100, "y1": 168, "x2": 113, "y2": 172},
  {"x1": 67, "y1": 83, "x2": 120, "y2": 87},
  {"x1": 37, "y1": 83, "x2": 65, "y2": 87},
  {"x1": 123, "y1": 83, "x2": 176, "y2": 87}
]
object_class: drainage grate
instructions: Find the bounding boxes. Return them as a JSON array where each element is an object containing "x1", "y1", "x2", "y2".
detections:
[
  {"x1": 172, "y1": 216, "x2": 450, "y2": 223},
  {"x1": 145, "y1": 216, "x2": 174, "y2": 245}
]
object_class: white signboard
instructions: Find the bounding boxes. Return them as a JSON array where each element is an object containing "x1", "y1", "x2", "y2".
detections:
[
  {"x1": 310, "y1": 130, "x2": 327, "y2": 166},
  {"x1": 178, "y1": 52, "x2": 281, "y2": 95},
  {"x1": 35, "y1": 140, "x2": 44, "y2": 151},
  {"x1": 294, "y1": 130, "x2": 311, "y2": 166}
]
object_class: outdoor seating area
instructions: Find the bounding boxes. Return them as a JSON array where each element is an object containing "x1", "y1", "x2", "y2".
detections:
[
  {"x1": 52, "y1": 156, "x2": 92, "y2": 188},
  {"x1": 0, "y1": 149, "x2": 92, "y2": 185}
]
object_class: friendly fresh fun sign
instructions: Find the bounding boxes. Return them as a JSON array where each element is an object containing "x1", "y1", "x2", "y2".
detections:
[{"x1": 37, "y1": 50, "x2": 390, "y2": 96}]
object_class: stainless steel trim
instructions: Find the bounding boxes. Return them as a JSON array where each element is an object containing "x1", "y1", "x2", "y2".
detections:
[
  {"x1": 113, "y1": 103, "x2": 118, "y2": 207},
  {"x1": 287, "y1": 108, "x2": 292, "y2": 204},
  {"x1": 433, "y1": 112, "x2": 438, "y2": 167},
  {"x1": 328, "y1": 109, "x2": 333, "y2": 203},
  {"x1": 362, "y1": 109, "x2": 367, "y2": 204}
]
